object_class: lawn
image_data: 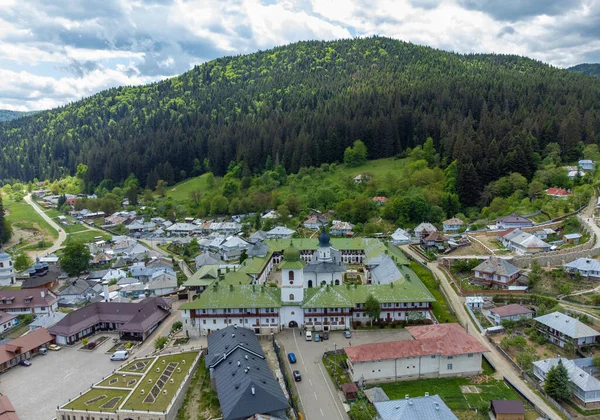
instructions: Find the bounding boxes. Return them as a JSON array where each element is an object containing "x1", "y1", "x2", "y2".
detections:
[
  {"x1": 323, "y1": 354, "x2": 351, "y2": 388},
  {"x1": 43, "y1": 208, "x2": 63, "y2": 219},
  {"x1": 3, "y1": 198, "x2": 58, "y2": 239},
  {"x1": 167, "y1": 173, "x2": 214, "y2": 202},
  {"x1": 97, "y1": 373, "x2": 141, "y2": 389},
  {"x1": 121, "y1": 357, "x2": 155, "y2": 373},
  {"x1": 410, "y1": 261, "x2": 457, "y2": 323},
  {"x1": 120, "y1": 352, "x2": 199, "y2": 412},
  {"x1": 63, "y1": 223, "x2": 88, "y2": 234},
  {"x1": 380, "y1": 376, "x2": 520, "y2": 413},
  {"x1": 63, "y1": 388, "x2": 130, "y2": 412},
  {"x1": 67, "y1": 229, "x2": 112, "y2": 243}
]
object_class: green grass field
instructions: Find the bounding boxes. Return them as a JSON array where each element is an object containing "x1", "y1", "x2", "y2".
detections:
[
  {"x1": 3, "y1": 198, "x2": 58, "y2": 239},
  {"x1": 167, "y1": 173, "x2": 215, "y2": 202},
  {"x1": 410, "y1": 261, "x2": 457, "y2": 323},
  {"x1": 67, "y1": 229, "x2": 111, "y2": 243},
  {"x1": 42, "y1": 208, "x2": 63, "y2": 219},
  {"x1": 63, "y1": 388, "x2": 130, "y2": 412},
  {"x1": 63, "y1": 223, "x2": 88, "y2": 234},
  {"x1": 97, "y1": 373, "x2": 141, "y2": 389}
]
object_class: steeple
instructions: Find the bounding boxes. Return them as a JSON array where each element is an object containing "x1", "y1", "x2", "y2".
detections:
[{"x1": 318, "y1": 226, "x2": 330, "y2": 248}]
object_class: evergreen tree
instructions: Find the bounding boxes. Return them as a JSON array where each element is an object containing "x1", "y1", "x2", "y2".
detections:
[
  {"x1": 544, "y1": 359, "x2": 572, "y2": 401},
  {"x1": 0, "y1": 196, "x2": 9, "y2": 245}
]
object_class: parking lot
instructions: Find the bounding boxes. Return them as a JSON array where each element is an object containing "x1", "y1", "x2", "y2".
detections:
[
  {"x1": 0, "y1": 334, "x2": 129, "y2": 420},
  {"x1": 278, "y1": 329, "x2": 412, "y2": 420}
]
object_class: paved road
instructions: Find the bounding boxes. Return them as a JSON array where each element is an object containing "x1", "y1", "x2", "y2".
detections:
[
  {"x1": 400, "y1": 245, "x2": 563, "y2": 419},
  {"x1": 278, "y1": 329, "x2": 413, "y2": 420},
  {"x1": 24, "y1": 193, "x2": 67, "y2": 257},
  {"x1": 142, "y1": 239, "x2": 194, "y2": 278}
]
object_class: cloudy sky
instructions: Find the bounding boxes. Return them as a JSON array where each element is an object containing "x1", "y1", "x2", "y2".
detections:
[{"x1": 1, "y1": 0, "x2": 599, "y2": 111}]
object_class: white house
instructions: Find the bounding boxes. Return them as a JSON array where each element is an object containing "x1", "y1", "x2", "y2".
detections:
[
  {"x1": 219, "y1": 236, "x2": 251, "y2": 261},
  {"x1": 0, "y1": 312, "x2": 17, "y2": 332},
  {"x1": 579, "y1": 160, "x2": 596, "y2": 172},
  {"x1": 465, "y1": 296, "x2": 484, "y2": 310},
  {"x1": 414, "y1": 222, "x2": 437, "y2": 237},
  {"x1": 472, "y1": 257, "x2": 521, "y2": 288},
  {"x1": 442, "y1": 218, "x2": 464, "y2": 233},
  {"x1": 390, "y1": 228, "x2": 411, "y2": 245},
  {"x1": 344, "y1": 323, "x2": 488, "y2": 383},
  {"x1": 266, "y1": 226, "x2": 295, "y2": 239},
  {"x1": 564, "y1": 258, "x2": 600, "y2": 280},
  {"x1": 0, "y1": 251, "x2": 15, "y2": 287},
  {"x1": 489, "y1": 304, "x2": 534, "y2": 326},
  {"x1": 534, "y1": 357, "x2": 600, "y2": 404},
  {"x1": 535, "y1": 312, "x2": 600, "y2": 349},
  {"x1": 330, "y1": 221, "x2": 354, "y2": 237}
]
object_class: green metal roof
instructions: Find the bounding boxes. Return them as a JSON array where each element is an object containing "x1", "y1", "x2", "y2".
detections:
[
  {"x1": 181, "y1": 284, "x2": 282, "y2": 309},
  {"x1": 219, "y1": 271, "x2": 253, "y2": 285},
  {"x1": 183, "y1": 264, "x2": 219, "y2": 287},
  {"x1": 386, "y1": 243, "x2": 410, "y2": 265},
  {"x1": 302, "y1": 273, "x2": 435, "y2": 308},
  {"x1": 238, "y1": 256, "x2": 269, "y2": 275},
  {"x1": 278, "y1": 260, "x2": 306, "y2": 270},
  {"x1": 265, "y1": 237, "x2": 367, "y2": 251}
]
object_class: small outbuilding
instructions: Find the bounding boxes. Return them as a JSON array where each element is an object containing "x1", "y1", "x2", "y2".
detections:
[
  {"x1": 490, "y1": 400, "x2": 525, "y2": 420},
  {"x1": 341, "y1": 382, "x2": 359, "y2": 400}
]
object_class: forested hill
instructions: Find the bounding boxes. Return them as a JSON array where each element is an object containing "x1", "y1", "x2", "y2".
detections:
[
  {"x1": 569, "y1": 63, "x2": 600, "y2": 78},
  {"x1": 0, "y1": 110, "x2": 28, "y2": 122},
  {"x1": 2, "y1": 37, "x2": 600, "y2": 206}
]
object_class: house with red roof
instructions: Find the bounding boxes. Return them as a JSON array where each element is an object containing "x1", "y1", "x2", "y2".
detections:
[
  {"x1": 344, "y1": 323, "x2": 488, "y2": 383},
  {"x1": 372, "y1": 196, "x2": 389, "y2": 206},
  {"x1": 545, "y1": 187, "x2": 572, "y2": 199}
]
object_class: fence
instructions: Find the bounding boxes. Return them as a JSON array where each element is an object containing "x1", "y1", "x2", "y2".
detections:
[
  {"x1": 521, "y1": 372, "x2": 574, "y2": 420},
  {"x1": 465, "y1": 305, "x2": 484, "y2": 333},
  {"x1": 273, "y1": 339, "x2": 300, "y2": 419}
]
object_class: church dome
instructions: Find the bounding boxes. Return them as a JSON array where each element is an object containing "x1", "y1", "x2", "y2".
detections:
[
  {"x1": 0, "y1": 251, "x2": 10, "y2": 260},
  {"x1": 283, "y1": 245, "x2": 301, "y2": 262},
  {"x1": 318, "y1": 227, "x2": 331, "y2": 247}
]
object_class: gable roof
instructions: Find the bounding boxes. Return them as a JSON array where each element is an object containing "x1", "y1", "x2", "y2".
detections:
[
  {"x1": 490, "y1": 304, "x2": 534, "y2": 318},
  {"x1": 345, "y1": 324, "x2": 488, "y2": 363},
  {"x1": 496, "y1": 213, "x2": 532, "y2": 225},
  {"x1": 473, "y1": 257, "x2": 520, "y2": 277},
  {"x1": 207, "y1": 326, "x2": 289, "y2": 420},
  {"x1": 534, "y1": 357, "x2": 600, "y2": 392},
  {"x1": 443, "y1": 218, "x2": 464, "y2": 226},
  {"x1": 374, "y1": 395, "x2": 458, "y2": 420},
  {"x1": 414, "y1": 222, "x2": 437, "y2": 234},
  {"x1": 181, "y1": 285, "x2": 282, "y2": 310},
  {"x1": 0, "y1": 328, "x2": 53, "y2": 365},
  {"x1": 565, "y1": 258, "x2": 600, "y2": 272},
  {"x1": 194, "y1": 251, "x2": 220, "y2": 267},
  {"x1": 545, "y1": 187, "x2": 572, "y2": 197},
  {"x1": 535, "y1": 312, "x2": 600, "y2": 339},
  {"x1": 0, "y1": 289, "x2": 57, "y2": 310},
  {"x1": 58, "y1": 279, "x2": 96, "y2": 297},
  {"x1": 21, "y1": 266, "x2": 61, "y2": 289},
  {"x1": 48, "y1": 297, "x2": 170, "y2": 337},
  {"x1": 0, "y1": 395, "x2": 17, "y2": 420},
  {"x1": 491, "y1": 400, "x2": 525, "y2": 415}
]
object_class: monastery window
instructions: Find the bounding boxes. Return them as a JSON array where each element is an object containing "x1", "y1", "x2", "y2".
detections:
[
  {"x1": 447, "y1": 364, "x2": 453, "y2": 370},
  {"x1": 468, "y1": 354, "x2": 473, "y2": 358},
  {"x1": 240, "y1": 319, "x2": 243, "y2": 324},
  {"x1": 289, "y1": 294, "x2": 294, "y2": 301},
  {"x1": 334, "y1": 280, "x2": 340, "y2": 285},
  {"x1": 213, "y1": 320, "x2": 216, "y2": 324},
  {"x1": 0, "y1": 263, "x2": 3, "y2": 268},
  {"x1": 203, "y1": 320, "x2": 206, "y2": 324}
]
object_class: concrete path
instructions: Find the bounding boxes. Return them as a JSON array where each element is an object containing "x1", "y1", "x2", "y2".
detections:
[
  {"x1": 24, "y1": 193, "x2": 67, "y2": 257},
  {"x1": 400, "y1": 245, "x2": 563, "y2": 419}
]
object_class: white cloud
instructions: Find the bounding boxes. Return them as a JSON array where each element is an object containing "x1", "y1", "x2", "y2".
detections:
[{"x1": 0, "y1": 0, "x2": 599, "y2": 111}]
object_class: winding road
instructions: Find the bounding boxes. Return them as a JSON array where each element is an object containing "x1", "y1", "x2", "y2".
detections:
[
  {"x1": 400, "y1": 245, "x2": 563, "y2": 419},
  {"x1": 24, "y1": 193, "x2": 67, "y2": 257}
]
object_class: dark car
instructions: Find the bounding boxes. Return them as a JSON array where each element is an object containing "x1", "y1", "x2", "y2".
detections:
[
  {"x1": 293, "y1": 370, "x2": 302, "y2": 382},
  {"x1": 288, "y1": 353, "x2": 297, "y2": 364},
  {"x1": 344, "y1": 330, "x2": 352, "y2": 338},
  {"x1": 322, "y1": 332, "x2": 329, "y2": 340},
  {"x1": 19, "y1": 360, "x2": 31, "y2": 367}
]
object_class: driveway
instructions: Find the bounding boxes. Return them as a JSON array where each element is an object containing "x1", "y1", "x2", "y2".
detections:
[
  {"x1": 277, "y1": 329, "x2": 412, "y2": 420},
  {"x1": 0, "y1": 335, "x2": 122, "y2": 420}
]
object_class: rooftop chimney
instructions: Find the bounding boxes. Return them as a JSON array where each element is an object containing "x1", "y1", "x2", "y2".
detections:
[
  {"x1": 425, "y1": 392, "x2": 429, "y2": 397},
  {"x1": 102, "y1": 281, "x2": 110, "y2": 303},
  {"x1": 40, "y1": 290, "x2": 45, "y2": 298},
  {"x1": 405, "y1": 394, "x2": 409, "y2": 400},
  {"x1": 435, "y1": 403, "x2": 439, "y2": 410}
]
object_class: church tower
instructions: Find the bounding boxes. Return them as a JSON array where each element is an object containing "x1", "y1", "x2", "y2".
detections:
[
  {"x1": 280, "y1": 244, "x2": 305, "y2": 304},
  {"x1": 317, "y1": 226, "x2": 332, "y2": 262}
]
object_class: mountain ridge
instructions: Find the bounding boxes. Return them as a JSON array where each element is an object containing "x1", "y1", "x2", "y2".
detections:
[
  {"x1": 568, "y1": 63, "x2": 600, "y2": 78},
  {"x1": 1, "y1": 37, "x2": 600, "y2": 206},
  {"x1": 0, "y1": 110, "x2": 29, "y2": 122}
]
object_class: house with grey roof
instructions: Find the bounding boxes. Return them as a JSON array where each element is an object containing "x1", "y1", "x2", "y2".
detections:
[
  {"x1": 565, "y1": 258, "x2": 600, "y2": 280},
  {"x1": 194, "y1": 251, "x2": 220, "y2": 268},
  {"x1": 249, "y1": 230, "x2": 268, "y2": 243},
  {"x1": 28, "y1": 312, "x2": 67, "y2": 332},
  {"x1": 58, "y1": 279, "x2": 101, "y2": 306},
  {"x1": 472, "y1": 257, "x2": 521, "y2": 288},
  {"x1": 579, "y1": 160, "x2": 596, "y2": 172},
  {"x1": 366, "y1": 255, "x2": 403, "y2": 285},
  {"x1": 496, "y1": 213, "x2": 533, "y2": 229},
  {"x1": 442, "y1": 218, "x2": 464, "y2": 233},
  {"x1": 330, "y1": 221, "x2": 354, "y2": 237},
  {"x1": 414, "y1": 222, "x2": 438, "y2": 237},
  {"x1": 534, "y1": 357, "x2": 600, "y2": 404},
  {"x1": 535, "y1": 311, "x2": 600, "y2": 349},
  {"x1": 498, "y1": 229, "x2": 551, "y2": 254},
  {"x1": 207, "y1": 326, "x2": 289, "y2": 420},
  {"x1": 220, "y1": 236, "x2": 252, "y2": 261},
  {"x1": 266, "y1": 226, "x2": 295, "y2": 239},
  {"x1": 374, "y1": 394, "x2": 458, "y2": 420},
  {"x1": 391, "y1": 228, "x2": 411, "y2": 245}
]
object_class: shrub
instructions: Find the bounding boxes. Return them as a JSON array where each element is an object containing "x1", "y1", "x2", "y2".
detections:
[
  {"x1": 82, "y1": 338, "x2": 89, "y2": 347},
  {"x1": 171, "y1": 321, "x2": 183, "y2": 333},
  {"x1": 154, "y1": 336, "x2": 168, "y2": 350},
  {"x1": 87, "y1": 342, "x2": 96, "y2": 349},
  {"x1": 125, "y1": 342, "x2": 132, "y2": 349}
]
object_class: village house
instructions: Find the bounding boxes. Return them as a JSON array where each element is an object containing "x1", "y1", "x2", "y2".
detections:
[
  {"x1": 414, "y1": 222, "x2": 438, "y2": 238},
  {"x1": 375, "y1": 395, "x2": 458, "y2": 420},
  {"x1": 330, "y1": 221, "x2": 354, "y2": 236},
  {"x1": 442, "y1": 218, "x2": 465, "y2": 233},
  {"x1": 465, "y1": 296, "x2": 484, "y2": 310},
  {"x1": 488, "y1": 304, "x2": 534, "y2": 325},
  {"x1": 219, "y1": 236, "x2": 252, "y2": 261},
  {"x1": 0, "y1": 289, "x2": 58, "y2": 315},
  {"x1": 303, "y1": 215, "x2": 327, "y2": 230},
  {"x1": 354, "y1": 174, "x2": 370, "y2": 183},
  {"x1": 579, "y1": 160, "x2": 596, "y2": 172},
  {"x1": 265, "y1": 226, "x2": 295, "y2": 239},
  {"x1": 534, "y1": 357, "x2": 600, "y2": 405},
  {"x1": 372, "y1": 196, "x2": 388, "y2": 206},
  {"x1": 496, "y1": 213, "x2": 533, "y2": 229},
  {"x1": 564, "y1": 258, "x2": 600, "y2": 280},
  {"x1": 497, "y1": 229, "x2": 551, "y2": 254},
  {"x1": 344, "y1": 323, "x2": 488, "y2": 383},
  {"x1": 0, "y1": 312, "x2": 17, "y2": 332},
  {"x1": 421, "y1": 231, "x2": 446, "y2": 251},
  {"x1": 535, "y1": 311, "x2": 600, "y2": 349},
  {"x1": 472, "y1": 257, "x2": 521, "y2": 288},
  {"x1": 533, "y1": 228, "x2": 555, "y2": 240},
  {"x1": 545, "y1": 187, "x2": 572, "y2": 199},
  {"x1": 390, "y1": 228, "x2": 411, "y2": 245}
]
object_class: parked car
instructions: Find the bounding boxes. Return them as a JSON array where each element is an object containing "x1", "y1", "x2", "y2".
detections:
[
  {"x1": 38, "y1": 347, "x2": 47, "y2": 355},
  {"x1": 19, "y1": 360, "x2": 31, "y2": 367},
  {"x1": 314, "y1": 333, "x2": 321, "y2": 342},
  {"x1": 344, "y1": 331, "x2": 352, "y2": 338},
  {"x1": 110, "y1": 350, "x2": 129, "y2": 361},
  {"x1": 288, "y1": 353, "x2": 297, "y2": 364},
  {"x1": 48, "y1": 344, "x2": 61, "y2": 351},
  {"x1": 322, "y1": 332, "x2": 329, "y2": 340},
  {"x1": 305, "y1": 331, "x2": 312, "y2": 341},
  {"x1": 293, "y1": 370, "x2": 302, "y2": 382}
]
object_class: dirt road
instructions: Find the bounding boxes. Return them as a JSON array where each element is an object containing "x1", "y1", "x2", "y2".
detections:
[
  {"x1": 24, "y1": 193, "x2": 67, "y2": 257},
  {"x1": 401, "y1": 245, "x2": 562, "y2": 419}
]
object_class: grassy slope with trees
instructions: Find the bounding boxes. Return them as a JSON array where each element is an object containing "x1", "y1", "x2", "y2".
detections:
[
  {"x1": 569, "y1": 63, "x2": 600, "y2": 78},
  {"x1": 2, "y1": 37, "x2": 600, "y2": 210}
]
